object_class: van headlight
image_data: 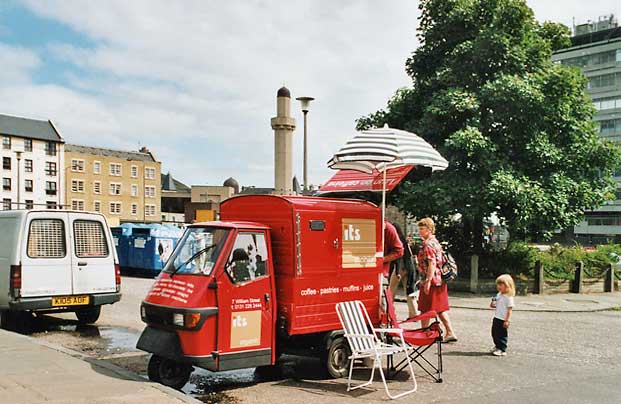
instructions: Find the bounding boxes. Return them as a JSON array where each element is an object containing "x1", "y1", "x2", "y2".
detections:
[{"x1": 173, "y1": 313, "x2": 184, "y2": 327}]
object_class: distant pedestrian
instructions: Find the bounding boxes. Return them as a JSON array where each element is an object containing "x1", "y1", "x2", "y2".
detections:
[
  {"x1": 416, "y1": 218, "x2": 457, "y2": 343},
  {"x1": 490, "y1": 274, "x2": 515, "y2": 356}
]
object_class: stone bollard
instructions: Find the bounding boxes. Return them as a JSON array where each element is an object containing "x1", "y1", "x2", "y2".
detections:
[
  {"x1": 605, "y1": 263, "x2": 614, "y2": 293},
  {"x1": 470, "y1": 255, "x2": 478, "y2": 293},
  {"x1": 535, "y1": 260, "x2": 544, "y2": 294},
  {"x1": 573, "y1": 261, "x2": 584, "y2": 294}
]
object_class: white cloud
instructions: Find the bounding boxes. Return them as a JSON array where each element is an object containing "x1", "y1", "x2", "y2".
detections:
[{"x1": 4, "y1": 0, "x2": 620, "y2": 188}]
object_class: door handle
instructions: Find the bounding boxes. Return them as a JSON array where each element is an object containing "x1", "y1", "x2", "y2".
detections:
[
  {"x1": 264, "y1": 293, "x2": 270, "y2": 303},
  {"x1": 333, "y1": 238, "x2": 339, "y2": 249},
  {"x1": 77, "y1": 262, "x2": 87, "y2": 267}
]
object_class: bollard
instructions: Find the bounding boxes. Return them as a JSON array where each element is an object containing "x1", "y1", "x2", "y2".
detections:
[
  {"x1": 470, "y1": 255, "x2": 479, "y2": 294},
  {"x1": 605, "y1": 263, "x2": 614, "y2": 293},
  {"x1": 573, "y1": 261, "x2": 583, "y2": 294},
  {"x1": 535, "y1": 260, "x2": 544, "y2": 294}
]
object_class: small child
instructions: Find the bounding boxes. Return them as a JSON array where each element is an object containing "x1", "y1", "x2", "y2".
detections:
[{"x1": 490, "y1": 274, "x2": 515, "y2": 356}]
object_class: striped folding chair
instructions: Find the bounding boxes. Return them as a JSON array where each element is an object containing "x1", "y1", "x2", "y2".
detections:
[{"x1": 335, "y1": 300, "x2": 417, "y2": 399}]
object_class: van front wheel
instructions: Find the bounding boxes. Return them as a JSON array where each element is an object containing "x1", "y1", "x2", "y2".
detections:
[
  {"x1": 75, "y1": 306, "x2": 101, "y2": 325},
  {"x1": 148, "y1": 355, "x2": 192, "y2": 390}
]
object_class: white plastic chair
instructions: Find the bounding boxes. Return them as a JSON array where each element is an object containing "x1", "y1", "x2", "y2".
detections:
[{"x1": 335, "y1": 300, "x2": 417, "y2": 399}]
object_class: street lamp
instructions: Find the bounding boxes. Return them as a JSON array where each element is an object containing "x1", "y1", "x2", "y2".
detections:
[
  {"x1": 15, "y1": 150, "x2": 22, "y2": 210},
  {"x1": 296, "y1": 96, "x2": 314, "y2": 194}
]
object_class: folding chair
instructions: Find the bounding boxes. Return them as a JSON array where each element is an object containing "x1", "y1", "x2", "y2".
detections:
[
  {"x1": 335, "y1": 300, "x2": 417, "y2": 399},
  {"x1": 383, "y1": 288, "x2": 443, "y2": 383}
]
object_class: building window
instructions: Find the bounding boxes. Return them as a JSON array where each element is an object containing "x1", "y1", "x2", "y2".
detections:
[
  {"x1": 45, "y1": 162, "x2": 57, "y2": 176},
  {"x1": 24, "y1": 159, "x2": 33, "y2": 172},
  {"x1": 93, "y1": 201, "x2": 101, "y2": 212},
  {"x1": 46, "y1": 201, "x2": 57, "y2": 210},
  {"x1": 93, "y1": 161, "x2": 101, "y2": 174},
  {"x1": 45, "y1": 142, "x2": 56, "y2": 156},
  {"x1": 71, "y1": 179, "x2": 85, "y2": 193},
  {"x1": 131, "y1": 165, "x2": 138, "y2": 178},
  {"x1": 24, "y1": 139, "x2": 32, "y2": 152},
  {"x1": 109, "y1": 163, "x2": 122, "y2": 176},
  {"x1": 145, "y1": 167, "x2": 156, "y2": 180},
  {"x1": 93, "y1": 181, "x2": 101, "y2": 194},
  {"x1": 25, "y1": 200, "x2": 33, "y2": 210},
  {"x1": 131, "y1": 184, "x2": 138, "y2": 197},
  {"x1": 3, "y1": 157, "x2": 11, "y2": 170},
  {"x1": 131, "y1": 203, "x2": 137, "y2": 215},
  {"x1": 71, "y1": 199, "x2": 85, "y2": 211},
  {"x1": 145, "y1": 186, "x2": 156, "y2": 198},
  {"x1": 2, "y1": 178, "x2": 10, "y2": 191},
  {"x1": 3, "y1": 198, "x2": 11, "y2": 210},
  {"x1": 145, "y1": 204, "x2": 156, "y2": 217},
  {"x1": 109, "y1": 202, "x2": 121, "y2": 215},
  {"x1": 588, "y1": 73, "x2": 619, "y2": 89},
  {"x1": 109, "y1": 183, "x2": 121, "y2": 195},
  {"x1": 46, "y1": 181, "x2": 57, "y2": 195},
  {"x1": 2, "y1": 136, "x2": 10, "y2": 150},
  {"x1": 25, "y1": 179, "x2": 33, "y2": 192},
  {"x1": 71, "y1": 159, "x2": 85, "y2": 172}
]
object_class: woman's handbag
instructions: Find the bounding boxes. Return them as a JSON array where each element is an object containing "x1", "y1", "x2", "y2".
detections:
[{"x1": 440, "y1": 251, "x2": 458, "y2": 282}]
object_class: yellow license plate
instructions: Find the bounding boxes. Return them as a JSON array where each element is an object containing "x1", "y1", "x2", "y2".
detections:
[{"x1": 52, "y1": 295, "x2": 90, "y2": 307}]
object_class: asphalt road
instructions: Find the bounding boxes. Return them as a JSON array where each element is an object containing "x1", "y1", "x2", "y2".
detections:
[{"x1": 28, "y1": 276, "x2": 621, "y2": 404}]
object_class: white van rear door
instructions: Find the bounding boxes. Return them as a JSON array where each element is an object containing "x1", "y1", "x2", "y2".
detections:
[
  {"x1": 21, "y1": 212, "x2": 72, "y2": 297},
  {"x1": 70, "y1": 214, "x2": 116, "y2": 295}
]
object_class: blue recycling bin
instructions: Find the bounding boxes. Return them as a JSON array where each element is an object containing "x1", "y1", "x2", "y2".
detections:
[
  {"x1": 128, "y1": 224, "x2": 183, "y2": 275},
  {"x1": 111, "y1": 223, "x2": 135, "y2": 268}
]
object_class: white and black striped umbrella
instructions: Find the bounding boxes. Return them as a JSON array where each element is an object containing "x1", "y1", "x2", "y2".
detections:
[{"x1": 327, "y1": 125, "x2": 449, "y2": 174}]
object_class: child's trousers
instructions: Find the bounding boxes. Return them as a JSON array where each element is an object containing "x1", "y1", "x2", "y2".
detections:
[{"x1": 491, "y1": 318, "x2": 508, "y2": 352}]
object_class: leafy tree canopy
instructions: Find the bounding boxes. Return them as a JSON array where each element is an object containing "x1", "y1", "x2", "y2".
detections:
[{"x1": 358, "y1": 0, "x2": 619, "y2": 253}]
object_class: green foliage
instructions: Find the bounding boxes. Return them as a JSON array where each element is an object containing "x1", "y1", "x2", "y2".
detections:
[
  {"x1": 359, "y1": 0, "x2": 620, "y2": 254},
  {"x1": 481, "y1": 242, "x2": 620, "y2": 280}
]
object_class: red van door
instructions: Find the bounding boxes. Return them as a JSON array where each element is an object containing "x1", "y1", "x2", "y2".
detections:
[{"x1": 216, "y1": 230, "x2": 274, "y2": 371}]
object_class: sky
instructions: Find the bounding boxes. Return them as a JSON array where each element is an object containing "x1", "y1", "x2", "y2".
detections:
[{"x1": 1, "y1": 1, "x2": 620, "y2": 189}]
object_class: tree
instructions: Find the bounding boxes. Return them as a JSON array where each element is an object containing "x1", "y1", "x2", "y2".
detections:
[{"x1": 358, "y1": 0, "x2": 619, "y2": 255}]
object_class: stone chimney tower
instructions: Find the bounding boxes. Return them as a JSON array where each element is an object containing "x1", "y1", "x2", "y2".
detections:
[{"x1": 271, "y1": 86, "x2": 296, "y2": 195}]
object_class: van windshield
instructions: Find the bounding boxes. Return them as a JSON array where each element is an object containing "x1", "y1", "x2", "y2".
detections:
[{"x1": 164, "y1": 227, "x2": 230, "y2": 276}]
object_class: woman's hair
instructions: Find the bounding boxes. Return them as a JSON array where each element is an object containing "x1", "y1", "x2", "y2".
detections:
[
  {"x1": 417, "y1": 217, "x2": 435, "y2": 234},
  {"x1": 496, "y1": 274, "x2": 516, "y2": 297}
]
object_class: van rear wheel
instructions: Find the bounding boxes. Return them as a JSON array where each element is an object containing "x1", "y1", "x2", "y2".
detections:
[
  {"x1": 322, "y1": 337, "x2": 351, "y2": 378},
  {"x1": 148, "y1": 355, "x2": 192, "y2": 390},
  {"x1": 75, "y1": 306, "x2": 101, "y2": 325}
]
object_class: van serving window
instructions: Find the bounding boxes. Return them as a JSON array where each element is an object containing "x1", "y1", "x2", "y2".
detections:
[
  {"x1": 27, "y1": 219, "x2": 66, "y2": 258},
  {"x1": 309, "y1": 220, "x2": 325, "y2": 231},
  {"x1": 73, "y1": 220, "x2": 109, "y2": 258}
]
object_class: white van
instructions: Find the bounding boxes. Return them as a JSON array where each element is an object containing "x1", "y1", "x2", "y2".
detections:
[{"x1": 0, "y1": 210, "x2": 121, "y2": 327}]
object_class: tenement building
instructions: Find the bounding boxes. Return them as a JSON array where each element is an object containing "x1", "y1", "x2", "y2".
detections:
[
  {"x1": 552, "y1": 15, "x2": 621, "y2": 244},
  {"x1": 64, "y1": 144, "x2": 161, "y2": 225},
  {"x1": 0, "y1": 113, "x2": 65, "y2": 210}
]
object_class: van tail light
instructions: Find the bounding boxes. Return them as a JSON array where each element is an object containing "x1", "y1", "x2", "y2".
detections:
[
  {"x1": 10, "y1": 264, "x2": 21, "y2": 297},
  {"x1": 115, "y1": 263, "x2": 121, "y2": 292}
]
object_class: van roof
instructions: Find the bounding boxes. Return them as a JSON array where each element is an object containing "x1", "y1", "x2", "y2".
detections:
[
  {"x1": 188, "y1": 220, "x2": 269, "y2": 230},
  {"x1": 0, "y1": 210, "x2": 107, "y2": 220}
]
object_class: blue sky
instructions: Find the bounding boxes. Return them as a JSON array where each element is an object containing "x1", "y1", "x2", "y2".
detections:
[{"x1": 0, "y1": 1, "x2": 620, "y2": 188}]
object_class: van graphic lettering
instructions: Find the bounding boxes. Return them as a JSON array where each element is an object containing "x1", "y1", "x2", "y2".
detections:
[
  {"x1": 230, "y1": 310, "x2": 261, "y2": 348},
  {"x1": 341, "y1": 218, "x2": 377, "y2": 268}
]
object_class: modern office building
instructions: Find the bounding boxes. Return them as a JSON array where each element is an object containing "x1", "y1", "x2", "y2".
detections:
[
  {"x1": 0, "y1": 113, "x2": 65, "y2": 211},
  {"x1": 552, "y1": 15, "x2": 621, "y2": 244},
  {"x1": 64, "y1": 144, "x2": 161, "y2": 226}
]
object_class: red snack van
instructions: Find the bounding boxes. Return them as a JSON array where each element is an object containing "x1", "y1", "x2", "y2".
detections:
[{"x1": 137, "y1": 195, "x2": 382, "y2": 389}]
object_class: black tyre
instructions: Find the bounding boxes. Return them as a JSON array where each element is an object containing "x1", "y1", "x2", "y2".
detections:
[
  {"x1": 75, "y1": 306, "x2": 101, "y2": 325},
  {"x1": 5, "y1": 311, "x2": 34, "y2": 334},
  {"x1": 147, "y1": 354, "x2": 192, "y2": 390},
  {"x1": 0, "y1": 310, "x2": 8, "y2": 329},
  {"x1": 322, "y1": 337, "x2": 351, "y2": 379}
]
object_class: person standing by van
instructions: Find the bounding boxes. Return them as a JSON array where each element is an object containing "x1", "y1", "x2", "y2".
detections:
[
  {"x1": 382, "y1": 221, "x2": 404, "y2": 278},
  {"x1": 417, "y1": 218, "x2": 457, "y2": 343},
  {"x1": 388, "y1": 222, "x2": 419, "y2": 319}
]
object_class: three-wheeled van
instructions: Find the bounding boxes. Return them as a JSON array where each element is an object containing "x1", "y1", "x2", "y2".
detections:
[
  {"x1": 137, "y1": 195, "x2": 383, "y2": 388},
  {"x1": 0, "y1": 210, "x2": 121, "y2": 329}
]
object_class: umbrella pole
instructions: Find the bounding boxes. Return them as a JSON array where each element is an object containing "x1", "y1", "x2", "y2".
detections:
[{"x1": 381, "y1": 165, "x2": 387, "y2": 257}]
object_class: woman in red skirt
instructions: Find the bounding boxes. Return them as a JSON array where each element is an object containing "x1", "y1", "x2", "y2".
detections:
[{"x1": 417, "y1": 218, "x2": 458, "y2": 343}]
